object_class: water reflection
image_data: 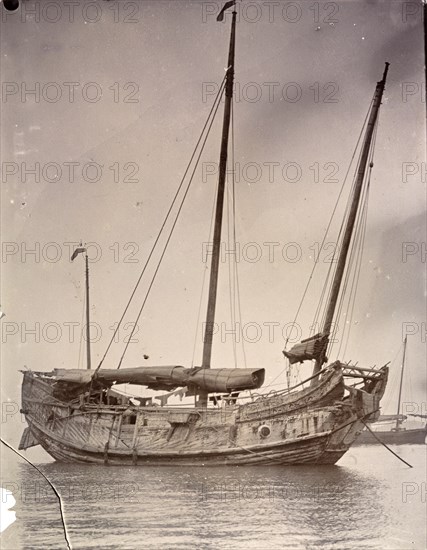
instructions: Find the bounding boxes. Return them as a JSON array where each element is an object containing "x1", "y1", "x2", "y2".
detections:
[{"x1": 1, "y1": 446, "x2": 425, "y2": 549}]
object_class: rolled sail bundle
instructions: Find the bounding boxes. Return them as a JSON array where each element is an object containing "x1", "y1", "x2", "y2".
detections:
[
  {"x1": 282, "y1": 333, "x2": 328, "y2": 365},
  {"x1": 50, "y1": 365, "x2": 265, "y2": 395},
  {"x1": 181, "y1": 367, "x2": 265, "y2": 393}
]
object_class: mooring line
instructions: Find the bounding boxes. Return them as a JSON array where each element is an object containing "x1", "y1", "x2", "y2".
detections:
[
  {"x1": 361, "y1": 421, "x2": 413, "y2": 468},
  {"x1": 0, "y1": 437, "x2": 72, "y2": 549}
]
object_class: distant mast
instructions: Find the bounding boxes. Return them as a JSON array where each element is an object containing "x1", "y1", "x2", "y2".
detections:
[
  {"x1": 395, "y1": 335, "x2": 407, "y2": 431},
  {"x1": 201, "y1": 3, "x2": 237, "y2": 375},
  {"x1": 312, "y1": 62, "x2": 390, "y2": 380},
  {"x1": 84, "y1": 253, "x2": 91, "y2": 370},
  {"x1": 71, "y1": 245, "x2": 91, "y2": 370}
]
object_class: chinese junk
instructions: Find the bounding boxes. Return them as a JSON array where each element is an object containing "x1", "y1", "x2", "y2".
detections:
[
  {"x1": 20, "y1": 2, "x2": 389, "y2": 466},
  {"x1": 355, "y1": 336, "x2": 426, "y2": 445}
]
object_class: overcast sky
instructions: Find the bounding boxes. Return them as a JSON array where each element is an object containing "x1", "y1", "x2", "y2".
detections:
[{"x1": 1, "y1": 0, "x2": 425, "y2": 450}]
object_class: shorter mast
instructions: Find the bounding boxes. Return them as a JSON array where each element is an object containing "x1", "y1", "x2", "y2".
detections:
[
  {"x1": 395, "y1": 336, "x2": 407, "y2": 431},
  {"x1": 311, "y1": 63, "x2": 390, "y2": 380},
  {"x1": 85, "y1": 252, "x2": 92, "y2": 370},
  {"x1": 71, "y1": 245, "x2": 91, "y2": 370}
]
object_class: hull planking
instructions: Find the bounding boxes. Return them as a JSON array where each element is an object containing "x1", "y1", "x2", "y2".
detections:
[{"x1": 20, "y1": 363, "x2": 388, "y2": 466}]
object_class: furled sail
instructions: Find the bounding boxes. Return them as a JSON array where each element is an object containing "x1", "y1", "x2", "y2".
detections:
[
  {"x1": 283, "y1": 333, "x2": 327, "y2": 365},
  {"x1": 50, "y1": 366, "x2": 265, "y2": 395}
]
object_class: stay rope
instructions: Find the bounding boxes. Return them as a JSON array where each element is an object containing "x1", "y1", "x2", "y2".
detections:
[
  {"x1": 93, "y1": 75, "x2": 227, "y2": 374},
  {"x1": 116, "y1": 79, "x2": 227, "y2": 369},
  {"x1": 273, "y1": 94, "x2": 377, "y2": 389},
  {"x1": 284, "y1": 96, "x2": 374, "y2": 353}
]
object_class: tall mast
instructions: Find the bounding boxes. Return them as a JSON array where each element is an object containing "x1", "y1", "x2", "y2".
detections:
[
  {"x1": 201, "y1": 5, "x2": 237, "y2": 372},
  {"x1": 395, "y1": 335, "x2": 407, "y2": 431},
  {"x1": 85, "y1": 252, "x2": 92, "y2": 370},
  {"x1": 312, "y1": 63, "x2": 390, "y2": 379}
]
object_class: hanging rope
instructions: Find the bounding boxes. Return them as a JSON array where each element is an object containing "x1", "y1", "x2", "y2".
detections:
[
  {"x1": 332, "y1": 117, "x2": 378, "y2": 360},
  {"x1": 92, "y1": 76, "x2": 226, "y2": 374},
  {"x1": 315, "y1": 122, "x2": 368, "y2": 335},
  {"x1": 226, "y1": 102, "x2": 238, "y2": 367},
  {"x1": 231, "y1": 103, "x2": 248, "y2": 371},
  {"x1": 338, "y1": 179, "x2": 370, "y2": 358},
  {"x1": 191, "y1": 172, "x2": 219, "y2": 367},
  {"x1": 361, "y1": 421, "x2": 413, "y2": 468},
  {"x1": 116, "y1": 81, "x2": 227, "y2": 369},
  {"x1": 283, "y1": 97, "x2": 375, "y2": 354},
  {"x1": 339, "y1": 190, "x2": 369, "y2": 358},
  {"x1": 270, "y1": 97, "x2": 375, "y2": 389},
  {"x1": 313, "y1": 98, "x2": 378, "y2": 362}
]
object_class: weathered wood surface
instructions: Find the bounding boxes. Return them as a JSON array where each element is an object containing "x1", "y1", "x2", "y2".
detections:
[{"x1": 20, "y1": 364, "x2": 388, "y2": 466}]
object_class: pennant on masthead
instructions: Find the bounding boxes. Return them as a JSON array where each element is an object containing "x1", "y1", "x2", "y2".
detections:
[
  {"x1": 217, "y1": 0, "x2": 236, "y2": 21},
  {"x1": 71, "y1": 247, "x2": 87, "y2": 261}
]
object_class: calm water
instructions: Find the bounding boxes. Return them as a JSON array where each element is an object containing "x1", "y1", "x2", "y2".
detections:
[{"x1": 1, "y1": 445, "x2": 426, "y2": 550}]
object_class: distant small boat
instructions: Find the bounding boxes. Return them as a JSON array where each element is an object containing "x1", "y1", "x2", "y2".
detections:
[{"x1": 354, "y1": 336, "x2": 426, "y2": 445}]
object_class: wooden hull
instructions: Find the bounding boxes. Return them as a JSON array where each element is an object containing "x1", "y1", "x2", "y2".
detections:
[
  {"x1": 20, "y1": 364, "x2": 388, "y2": 466},
  {"x1": 26, "y1": 422, "x2": 346, "y2": 466},
  {"x1": 354, "y1": 427, "x2": 426, "y2": 446}
]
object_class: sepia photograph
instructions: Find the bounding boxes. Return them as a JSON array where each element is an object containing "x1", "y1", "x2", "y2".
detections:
[{"x1": 1, "y1": 0, "x2": 426, "y2": 548}]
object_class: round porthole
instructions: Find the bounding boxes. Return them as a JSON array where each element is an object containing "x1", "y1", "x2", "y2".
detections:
[{"x1": 258, "y1": 425, "x2": 271, "y2": 438}]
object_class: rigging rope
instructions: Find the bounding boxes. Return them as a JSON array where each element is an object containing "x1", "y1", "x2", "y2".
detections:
[
  {"x1": 191, "y1": 169, "x2": 219, "y2": 367},
  {"x1": 313, "y1": 98, "x2": 376, "y2": 358},
  {"x1": 283, "y1": 96, "x2": 375, "y2": 353},
  {"x1": 339, "y1": 188, "x2": 370, "y2": 358},
  {"x1": 315, "y1": 114, "x2": 368, "y2": 335},
  {"x1": 333, "y1": 117, "x2": 378, "y2": 359},
  {"x1": 271, "y1": 97, "x2": 375, "y2": 389},
  {"x1": 116, "y1": 81, "x2": 227, "y2": 369},
  {"x1": 227, "y1": 96, "x2": 248, "y2": 369},
  {"x1": 231, "y1": 101, "x2": 248, "y2": 371},
  {"x1": 339, "y1": 169, "x2": 371, "y2": 357},
  {"x1": 226, "y1": 109, "x2": 237, "y2": 367},
  {"x1": 93, "y1": 76, "x2": 226, "y2": 374}
]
